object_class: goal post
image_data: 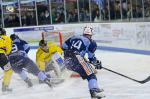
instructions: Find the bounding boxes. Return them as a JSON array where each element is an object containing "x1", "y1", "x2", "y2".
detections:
[
  {"x1": 41, "y1": 30, "x2": 74, "y2": 47},
  {"x1": 59, "y1": 32, "x2": 63, "y2": 47},
  {"x1": 41, "y1": 31, "x2": 63, "y2": 47}
]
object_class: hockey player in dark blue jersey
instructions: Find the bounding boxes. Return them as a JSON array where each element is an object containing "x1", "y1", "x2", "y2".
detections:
[
  {"x1": 8, "y1": 34, "x2": 52, "y2": 88},
  {"x1": 62, "y1": 26, "x2": 105, "y2": 99}
]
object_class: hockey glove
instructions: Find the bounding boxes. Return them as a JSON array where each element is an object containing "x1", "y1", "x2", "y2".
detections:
[
  {"x1": 90, "y1": 60, "x2": 102, "y2": 69},
  {"x1": 95, "y1": 60, "x2": 102, "y2": 69}
]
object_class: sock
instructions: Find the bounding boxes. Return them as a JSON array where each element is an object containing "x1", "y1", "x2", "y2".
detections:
[
  {"x1": 38, "y1": 71, "x2": 47, "y2": 81},
  {"x1": 19, "y1": 70, "x2": 28, "y2": 80},
  {"x1": 88, "y1": 79, "x2": 99, "y2": 90}
]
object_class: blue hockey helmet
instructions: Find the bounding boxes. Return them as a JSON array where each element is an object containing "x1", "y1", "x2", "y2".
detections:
[{"x1": 10, "y1": 34, "x2": 19, "y2": 41}]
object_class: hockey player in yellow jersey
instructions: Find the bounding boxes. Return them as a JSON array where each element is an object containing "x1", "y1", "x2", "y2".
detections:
[
  {"x1": 36, "y1": 40, "x2": 64, "y2": 81},
  {"x1": 0, "y1": 28, "x2": 13, "y2": 92}
]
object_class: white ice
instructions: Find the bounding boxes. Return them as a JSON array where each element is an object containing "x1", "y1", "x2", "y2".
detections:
[{"x1": 0, "y1": 49, "x2": 150, "y2": 99}]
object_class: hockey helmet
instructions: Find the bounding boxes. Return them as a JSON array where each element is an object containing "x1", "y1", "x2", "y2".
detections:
[
  {"x1": 0, "y1": 28, "x2": 6, "y2": 35},
  {"x1": 83, "y1": 26, "x2": 93, "y2": 36},
  {"x1": 10, "y1": 34, "x2": 19, "y2": 41},
  {"x1": 39, "y1": 39, "x2": 47, "y2": 47}
]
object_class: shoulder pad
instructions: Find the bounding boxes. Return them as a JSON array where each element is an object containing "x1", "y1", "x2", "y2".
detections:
[{"x1": 88, "y1": 40, "x2": 97, "y2": 53}]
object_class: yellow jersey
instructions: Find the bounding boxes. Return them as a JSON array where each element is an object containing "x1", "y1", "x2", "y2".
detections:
[
  {"x1": 36, "y1": 42, "x2": 63, "y2": 71},
  {"x1": 0, "y1": 35, "x2": 12, "y2": 55}
]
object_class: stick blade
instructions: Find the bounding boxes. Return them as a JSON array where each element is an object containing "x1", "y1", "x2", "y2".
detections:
[{"x1": 139, "y1": 76, "x2": 150, "y2": 84}]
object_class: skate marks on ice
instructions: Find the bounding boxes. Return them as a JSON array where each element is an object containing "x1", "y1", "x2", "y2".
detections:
[
  {"x1": 0, "y1": 91, "x2": 13, "y2": 96},
  {"x1": 65, "y1": 96, "x2": 107, "y2": 99},
  {"x1": 65, "y1": 96, "x2": 91, "y2": 99},
  {"x1": 0, "y1": 77, "x2": 66, "y2": 97}
]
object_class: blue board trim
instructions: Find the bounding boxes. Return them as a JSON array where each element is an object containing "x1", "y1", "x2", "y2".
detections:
[
  {"x1": 14, "y1": 26, "x2": 54, "y2": 32},
  {"x1": 30, "y1": 45, "x2": 150, "y2": 55},
  {"x1": 97, "y1": 46, "x2": 150, "y2": 55}
]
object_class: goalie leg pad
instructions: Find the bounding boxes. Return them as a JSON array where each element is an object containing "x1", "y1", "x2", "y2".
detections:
[
  {"x1": 46, "y1": 60, "x2": 61, "y2": 77},
  {"x1": 46, "y1": 52, "x2": 65, "y2": 77},
  {"x1": 51, "y1": 52, "x2": 65, "y2": 70}
]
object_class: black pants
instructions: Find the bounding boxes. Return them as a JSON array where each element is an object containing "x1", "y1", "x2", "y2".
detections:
[
  {"x1": 9, "y1": 55, "x2": 40, "y2": 76},
  {"x1": 0, "y1": 53, "x2": 9, "y2": 70}
]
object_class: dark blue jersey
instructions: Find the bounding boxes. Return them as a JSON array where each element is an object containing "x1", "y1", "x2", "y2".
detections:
[
  {"x1": 10, "y1": 38, "x2": 30, "y2": 56},
  {"x1": 62, "y1": 35, "x2": 97, "y2": 62}
]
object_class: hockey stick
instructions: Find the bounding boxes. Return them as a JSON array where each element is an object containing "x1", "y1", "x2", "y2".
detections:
[
  {"x1": 41, "y1": 32, "x2": 45, "y2": 40},
  {"x1": 102, "y1": 67, "x2": 150, "y2": 84}
]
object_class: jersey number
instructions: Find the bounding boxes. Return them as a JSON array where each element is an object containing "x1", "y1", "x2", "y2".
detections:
[
  {"x1": 11, "y1": 44, "x2": 18, "y2": 53},
  {"x1": 71, "y1": 40, "x2": 82, "y2": 50}
]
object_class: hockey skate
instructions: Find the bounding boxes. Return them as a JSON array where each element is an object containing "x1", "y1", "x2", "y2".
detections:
[
  {"x1": 2, "y1": 83, "x2": 12, "y2": 92},
  {"x1": 39, "y1": 80, "x2": 44, "y2": 84},
  {"x1": 24, "y1": 78, "x2": 33, "y2": 87},
  {"x1": 90, "y1": 88, "x2": 105, "y2": 99},
  {"x1": 44, "y1": 78, "x2": 52, "y2": 88}
]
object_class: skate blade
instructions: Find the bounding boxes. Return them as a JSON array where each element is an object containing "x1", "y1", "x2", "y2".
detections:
[{"x1": 91, "y1": 94, "x2": 106, "y2": 99}]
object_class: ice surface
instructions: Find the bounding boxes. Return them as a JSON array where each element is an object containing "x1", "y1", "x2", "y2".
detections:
[{"x1": 0, "y1": 49, "x2": 150, "y2": 99}]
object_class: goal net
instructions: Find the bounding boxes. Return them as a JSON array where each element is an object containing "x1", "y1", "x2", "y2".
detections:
[
  {"x1": 41, "y1": 30, "x2": 74, "y2": 47},
  {"x1": 13, "y1": 27, "x2": 79, "y2": 78},
  {"x1": 14, "y1": 28, "x2": 74, "y2": 47}
]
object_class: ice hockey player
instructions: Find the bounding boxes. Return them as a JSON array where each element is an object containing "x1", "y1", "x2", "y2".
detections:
[
  {"x1": 36, "y1": 39, "x2": 64, "y2": 83},
  {"x1": 62, "y1": 26, "x2": 105, "y2": 99},
  {"x1": 0, "y1": 28, "x2": 13, "y2": 92},
  {"x1": 8, "y1": 34, "x2": 52, "y2": 88}
]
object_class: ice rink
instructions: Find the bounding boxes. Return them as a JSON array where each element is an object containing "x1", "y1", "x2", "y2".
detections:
[{"x1": 0, "y1": 49, "x2": 150, "y2": 99}]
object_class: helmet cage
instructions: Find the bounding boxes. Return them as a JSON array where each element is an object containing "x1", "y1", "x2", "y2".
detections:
[{"x1": 83, "y1": 26, "x2": 93, "y2": 36}]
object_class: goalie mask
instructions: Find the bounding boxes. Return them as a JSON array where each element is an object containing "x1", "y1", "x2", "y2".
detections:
[
  {"x1": 39, "y1": 40, "x2": 47, "y2": 47},
  {"x1": 39, "y1": 40, "x2": 49, "y2": 52}
]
